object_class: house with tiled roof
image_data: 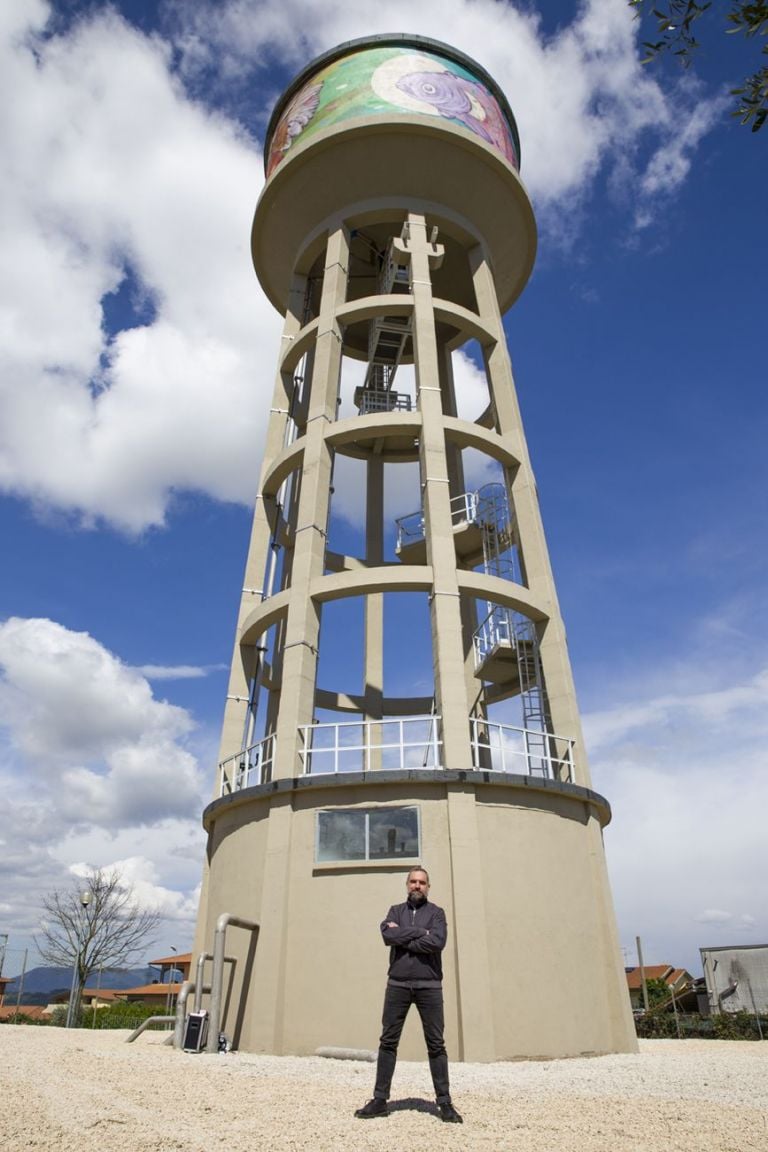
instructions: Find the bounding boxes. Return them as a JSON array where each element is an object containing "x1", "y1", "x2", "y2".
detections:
[
  {"x1": 625, "y1": 965, "x2": 693, "y2": 1011},
  {"x1": 0, "y1": 1004, "x2": 48, "y2": 1022},
  {"x1": 149, "y1": 952, "x2": 192, "y2": 981},
  {"x1": 82, "y1": 952, "x2": 192, "y2": 1009},
  {"x1": 80, "y1": 986, "x2": 124, "y2": 1008}
]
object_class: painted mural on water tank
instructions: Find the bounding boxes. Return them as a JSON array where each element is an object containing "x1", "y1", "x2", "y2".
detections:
[{"x1": 266, "y1": 45, "x2": 519, "y2": 178}]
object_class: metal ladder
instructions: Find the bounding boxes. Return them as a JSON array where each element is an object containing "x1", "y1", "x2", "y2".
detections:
[
  {"x1": 356, "y1": 239, "x2": 412, "y2": 409},
  {"x1": 478, "y1": 485, "x2": 550, "y2": 771}
]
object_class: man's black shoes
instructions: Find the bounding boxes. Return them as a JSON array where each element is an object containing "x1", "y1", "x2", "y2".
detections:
[
  {"x1": 354, "y1": 1096, "x2": 463, "y2": 1123},
  {"x1": 438, "y1": 1100, "x2": 463, "y2": 1123},
  {"x1": 354, "y1": 1098, "x2": 389, "y2": 1119}
]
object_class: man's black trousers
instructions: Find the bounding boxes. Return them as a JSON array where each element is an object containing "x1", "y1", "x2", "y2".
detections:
[{"x1": 373, "y1": 983, "x2": 450, "y2": 1103}]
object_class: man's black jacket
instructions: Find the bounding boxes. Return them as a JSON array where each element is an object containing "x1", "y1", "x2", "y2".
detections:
[{"x1": 380, "y1": 898, "x2": 446, "y2": 984}]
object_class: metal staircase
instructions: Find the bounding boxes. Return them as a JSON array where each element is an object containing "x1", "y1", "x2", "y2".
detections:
[
  {"x1": 354, "y1": 239, "x2": 412, "y2": 414},
  {"x1": 471, "y1": 485, "x2": 548, "y2": 746},
  {"x1": 394, "y1": 480, "x2": 546, "y2": 734}
]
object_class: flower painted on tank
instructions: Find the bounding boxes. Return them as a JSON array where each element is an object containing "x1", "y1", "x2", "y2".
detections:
[
  {"x1": 371, "y1": 52, "x2": 517, "y2": 169},
  {"x1": 267, "y1": 80, "x2": 322, "y2": 176},
  {"x1": 265, "y1": 47, "x2": 519, "y2": 178},
  {"x1": 396, "y1": 70, "x2": 475, "y2": 118}
]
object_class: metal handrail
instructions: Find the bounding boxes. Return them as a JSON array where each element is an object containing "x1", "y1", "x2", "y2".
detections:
[
  {"x1": 473, "y1": 604, "x2": 516, "y2": 666},
  {"x1": 298, "y1": 715, "x2": 442, "y2": 775},
  {"x1": 357, "y1": 389, "x2": 412, "y2": 414},
  {"x1": 395, "y1": 490, "x2": 481, "y2": 549},
  {"x1": 469, "y1": 717, "x2": 574, "y2": 782},
  {"x1": 218, "y1": 734, "x2": 276, "y2": 796}
]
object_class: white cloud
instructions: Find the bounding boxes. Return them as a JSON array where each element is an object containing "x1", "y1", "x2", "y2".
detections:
[
  {"x1": 695, "y1": 909, "x2": 735, "y2": 925},
  {"x1": 0, "y1": 617, "x2": 194, "y2": 762},
  {"x1": 137, "y1": 663, "x2": 223, "y2": 680},
  {"x1": 585, "y1": 667, "x2": 768, "y2": 752},
  {"x1": 331, "y1": 350, "x2": 498, "y2": 530},
  {"x1": 0, "y1": 0, "x2": 725, "y2": 533},
  {"x1": 175, "y1": 0, "x2": 719, "y2": 226},
  {"x1": 0, "y1": 616, "x2": 207, "y2": 959},
  {"x1": 635, "y1": 82, "x2": 731, "y2": 226},
  {"x1": 586, "y1": 662, "x2": 768, "y2": 974},
  {"x1": 0, "y1": 616, "x2": 205, "y2": 824},
  {"x1": 0, "y1": 3, "x2": 280, "y2": 531},
  {"x1": 70, "y1": 855, "x2": 200, "y2": 924}
]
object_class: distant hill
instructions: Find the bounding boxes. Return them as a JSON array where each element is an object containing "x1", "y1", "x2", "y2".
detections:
[{"x1": 3, "y1": 965, "x2": 158, "y2": 1005}]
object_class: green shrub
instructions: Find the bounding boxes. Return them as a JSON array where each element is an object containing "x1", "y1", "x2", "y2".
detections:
[
  {"x1": 83, "y1": 1000, "x2": 175, "y2": 1031},
  {"x1": 635, "y1": 1009, "x2": 768, "y2": 1040},
  {"x1": 713, "y1": 1011, "x2": 768, "y2": 1041},
  {"x1": 0, "y1": 1011, "x2": 51, "y2": 1026},
  {"x1": 635, "y1": 1011, "x2": 680, "y2": 1038}
]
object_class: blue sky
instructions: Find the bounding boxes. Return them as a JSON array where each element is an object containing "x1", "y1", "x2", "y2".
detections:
[{"x1": 0, "y1": 0, "x2": 765, "y2": 981}]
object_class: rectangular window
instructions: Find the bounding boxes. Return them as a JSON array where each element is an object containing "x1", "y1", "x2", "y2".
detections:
[{"x1": 316, "y1": 806, "x2": 420, "y2": 863}]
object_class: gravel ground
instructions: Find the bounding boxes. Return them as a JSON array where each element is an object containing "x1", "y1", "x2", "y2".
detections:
[{"x1": 2, "y1": 1026, "x2": 767, "y2": 1151}]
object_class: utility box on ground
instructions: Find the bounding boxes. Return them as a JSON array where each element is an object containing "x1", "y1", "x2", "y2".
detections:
[{"x1": 182, "y1": 1010, "x2": 209, "y2": 1052}]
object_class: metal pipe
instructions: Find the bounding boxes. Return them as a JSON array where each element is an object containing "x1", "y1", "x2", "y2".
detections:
[
  {"x1": 173, "y1": 980, "x2": 195, "y2": 1049},
  {"x1": 636, "y1": 936, "x2": 649, "y2": 1015},
  {"x1": 91, "y1": 965, "x2": 103, "y2": 1029},
  {"x1": 13, "y1": 948, "x2": 28, "y2": 1021},
  {"x1": 205, "y1": 913, "x2": 259, "y2": 1053},
  {"x1": 195, "y1": 951, "x2": 236, "y2": 1012},
  {"x1": 669, "y1": 979, "x2": 681, "y2": 1038},
  {"x1": 195, "y1": 953, "x2": 211, "y2": 1012},
  {"x1": 126, "y1": 1015, "x2": 175, "y2": 1043}
]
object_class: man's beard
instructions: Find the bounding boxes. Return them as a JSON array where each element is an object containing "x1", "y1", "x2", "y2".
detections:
[{"x1": 409, "y1": 890, "x2": 426, "y2": 905}]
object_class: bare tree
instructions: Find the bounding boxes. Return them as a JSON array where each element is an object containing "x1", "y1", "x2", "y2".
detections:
[{"x1": 36, "y1": 868, "x2": 161, "y2": 1023}]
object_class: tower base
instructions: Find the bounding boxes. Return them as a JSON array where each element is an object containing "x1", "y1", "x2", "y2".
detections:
[{"x1": 193, "y1": 771, "x2": 637, "y2": 1060}]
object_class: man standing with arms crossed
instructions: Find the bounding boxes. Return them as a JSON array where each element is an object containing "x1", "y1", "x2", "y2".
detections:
[{"x1": 354, "y1": 866, "x2": 463, "y2": 1123}]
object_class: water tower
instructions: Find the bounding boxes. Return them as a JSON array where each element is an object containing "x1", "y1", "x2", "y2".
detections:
[{"x1": 192, "y1": 34, "x2": 636, "y2": 1060}]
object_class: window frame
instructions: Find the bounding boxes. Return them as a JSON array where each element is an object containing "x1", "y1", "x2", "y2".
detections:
[{"x1": 314, "y1": 804, "x2": 421, "y2": 863}]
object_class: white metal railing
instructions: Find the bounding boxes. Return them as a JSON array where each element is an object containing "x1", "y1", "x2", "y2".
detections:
[
  {"x1": 449, "y1": 489, "x2": 481, "y2": 526},
  {"x1": 216, "y1": 719, "x2": 573, "y2": 789},
  {"x1": 218, "y1": 734, "x2": 276, "y2": 796},
  {"x1": 358, "y1": 389, "x2": 412, "y2": 414},
  {"x1": 394, "y1": 508, "x2": 425, "y2": 549},
  {"x1": 469, "y1": 718, "x2": 574, "y2": 782},
  {"x1": 473, "y1": 605, "x2": 515, "y2": 668},
  {"x1": 395, "y1": 491, "x2": 480, "y2": 551},
  {"x1": 380, "y1": 244, "x2": 410, "y2": 294},
  {"x1": 298, "y1": 716, "x2": 442, "y2": 775}
]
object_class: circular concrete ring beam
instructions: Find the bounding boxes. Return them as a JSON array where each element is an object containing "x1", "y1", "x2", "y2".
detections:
[
  {"x1": 261, "y1": 416, "x2": 521, "y2": 511},
  {"x1": 441, "y1": 417, "x2": 520, "y2": 467},
  {"x1": 253, "y1": 119, "x2": 537, "y2": 315},
  {"x1": 203, "y1": 770, "x2": 612, "y2": 832},
  {"x1": 279, "y1": 317, "x2": 320, "y2": 375},
  {"x1": 240, "y1": 588, "x2": 290, "y2": 647},
  {"x1": 262, "y1": 439, "x2": 306, "y2": 501}
]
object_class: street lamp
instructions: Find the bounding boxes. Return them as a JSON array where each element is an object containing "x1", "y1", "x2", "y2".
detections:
[
  {"x1": 165, "y1": 945, "x2": 178, "y2": 1016},
  {"x1": 65, "y1": 890, "x2": 91, "y2": 1029}
]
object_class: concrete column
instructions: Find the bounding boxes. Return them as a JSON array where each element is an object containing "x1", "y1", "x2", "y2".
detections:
[
  {"x1": 445, "y1": 787, "x2": 496, "y2": 1061},
  {"x1": 215, "y1": 274, "x2": 307, "y2": 783},
  {"x1": 439, "y1": 346, "x2": 483, "y2": 731},
  {"x1": 470, "y1": 246, "x2": 590, "y2": 786},
  {"x1": 405, "y1": 214, "x2": 472, "y2": 770},
  {"x1": 247, "y1": 795, "x2": 294, "y2": 1052},
  {"x1": 402, "y1": 218, "x2": 496, "y2": 1060},
  {"x1": 364, "y1": 457, "x2": 384, "y2": 769},
  {"x1": 584, "y1": 813, "x2": 639, "y2": 1047},
  {"x1": 273, "y1": 225, "x2": 350, "y2": 778}
]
